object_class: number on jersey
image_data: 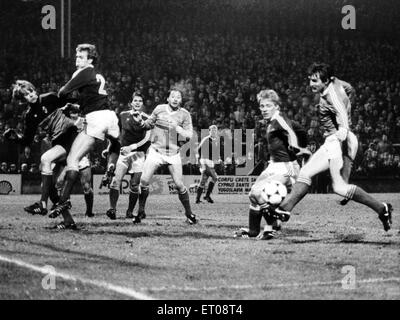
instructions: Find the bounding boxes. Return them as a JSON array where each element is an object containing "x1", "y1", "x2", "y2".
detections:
[{"x1": 96, "y1": 74, "x2": 107, "y2": 95}]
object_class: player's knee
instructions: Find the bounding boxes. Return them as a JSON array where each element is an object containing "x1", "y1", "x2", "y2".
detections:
[
  {"x1": 175, "y1": 182, "x2": 186, "y2": 193},
  {"x1": 110, "y1": 177, "x2": 122, "y2": 190},
  {"x1": 83, "y1": 184, "x2": 92, "y2": 194},
  {"x1": 211, "y1": 175, "x2": 218, "y2": 183},
  {"x1": 297, "y1": 173, "x2": 312, "y2": 186},
  {"x1": 332, "y1": 181, "x2": 348, "y2": 197},
  {"x1": 130, "y1": 181, "x2": 140, "y2": 194},
  {"x1": 249, "y1": 184, "x2": 263, "y2": 205},
  {"x1": 140, "y1": 179, "x2": 150, "y2": 188}
]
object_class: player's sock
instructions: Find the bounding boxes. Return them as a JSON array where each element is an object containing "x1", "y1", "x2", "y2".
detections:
[
  {"x1": 138, "y1": 186, "x2": 149, "y2": 213},
  {"x1": 206, "y1": 182, "x2": 215, "y2": 198},
  {"x1": 60, "y1": 170, "x2": 79, "y2": 203},
  {"x1": 248, "y1": 208, "x2": 262, "y2": 237},
  {"x1": 49, "y1": 182, "x2": 60, "y2": 205},
  {"x1": 196, "y1": 186, "x2": 204, "y2": 202},
  {"x1": 178, "y1": 189, "x2": 193, "y2": 215},
  {"x1": 109, "y1": 188, "x2": 119, "y2": 209},
  {"x1": 84, "y1": 190, "x2": 94, "y2": 215},
  {"x1": 351, "y1": 186, "x2": 385, "y2": 214},
  {"x1": 128, "y1": 191, "x2": 139, "y2": 212},
  {"x1": 280, "y1": 181, "x2": 309, "y2": 212},
  {"x1": 40, "y1": 174, "x2": 53, "y2": 209}
]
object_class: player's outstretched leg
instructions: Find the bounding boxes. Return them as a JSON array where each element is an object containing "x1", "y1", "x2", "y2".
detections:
[
  {"x1": 273, "y1": 177, "x2": 311, "y2": 222},
  {"x1": 330, "y1": 158, "x2": 393, "y2": 231},
  {"x1": 50, "y1": 133, "x2": 95, "y2": 229}
]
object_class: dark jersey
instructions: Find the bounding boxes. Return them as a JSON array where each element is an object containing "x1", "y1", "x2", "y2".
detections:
[
  {"x1": 198, "y1": 135, "x2": 222, "y2": 162},
  {"x1": 39, "y1": 108, "x2": 77, "y2": 142},
  {"x1": 266, "y1": 112, "x2": 307, "y2": 162},
  {"x1": 21, "y1": 92, "x2": 62, "y2": 146},
  {"x1": 119, "y1": 110, "x2": 151, "y2": 153},
  {"x1": 58, "y1": 65, "x2": 109, "y2": 115}
]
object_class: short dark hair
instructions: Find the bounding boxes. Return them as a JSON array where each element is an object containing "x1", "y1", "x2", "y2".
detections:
[
  {"x1": 307, "y1": 62, "x2": 334, "y2": 83},
  {"x1": 76, "y1": 43, "x2": 99, "y2": 65},
  {"x1": 132, "y1": 91, "x2": 143, "y2": 100},
  {"x1": 12, "y1": 80, "x2": 37, "y2": 101}
]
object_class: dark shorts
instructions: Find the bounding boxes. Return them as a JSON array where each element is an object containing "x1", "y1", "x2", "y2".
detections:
[{"x1": 52, "y1": 128, "x2": 78, "y2": 153}]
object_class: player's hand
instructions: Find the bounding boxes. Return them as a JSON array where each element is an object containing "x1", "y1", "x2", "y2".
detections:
[
  {"x1": 131, "y1": 112, "x2": 143, "y2": 124},
  {"x1": 62, "y1": 103, "x2": 80, "y2": 113},
  {"x1": 296, "y1": 147, "x2": 312, "y2": 157},
  {"x1": 74, "y1": 117, "x2": 85, "y2": 131},
  {"x1": 120, "y1": 145, "x2": 134, "y2": 156}
]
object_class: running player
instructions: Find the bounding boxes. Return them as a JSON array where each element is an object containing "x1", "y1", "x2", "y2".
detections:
[
  {"x1": 105, "y1": 92, "x2": 151, "y2": 220},
  {"x1": 195, "y1": 125, "x2": 220, "y2": 204},
  {"x1": 131, "y1": 89, "x2": 197, "y2": 224},
  {"x1": 50, "y1": 44, "x2": 120, "y2": 230},
  {"x1": 235, "y1": 89, "x2": 309, "y2": 240},
  {"x1": 271, "y1": 63, "x2": 393, "y2": 231}
]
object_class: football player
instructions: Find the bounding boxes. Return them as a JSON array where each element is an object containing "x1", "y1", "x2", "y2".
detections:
[
  {"x1": 10, "y1": 81, "x2": 94, "y2": 217},
  {"x1": 105, "y1": 92, "x2": 151, "y2": 220},
  {"x1": 50, "y1": 44, "x2": 120, "y2": 230},
  {"x1": 271, "y1": 63, "x2": 393, "y2": 232},
  {"x1": 235, "y1": 89, "x2": 310, "y2": 240},
  {"x1": 195, "y1": 125, "x2": 220, "y2": 204},
  {"x1": 131, "y1": 89, "x2": 197, "y2": 224}
]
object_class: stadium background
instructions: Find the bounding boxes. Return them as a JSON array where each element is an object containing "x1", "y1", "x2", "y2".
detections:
[{"x1": 0, "y1": 0, "x2": 400, "y2": 192}]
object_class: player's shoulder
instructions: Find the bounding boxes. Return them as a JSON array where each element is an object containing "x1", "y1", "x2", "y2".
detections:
[
  {"x1": 39, "y1": 92, "x2": 59, "y2": 104},
  {"x1": 152, "y1": 104, "x2": 168, "y2": 114},
  {"x1": 179, "y1": 107, "x2": 191, "y2": 116}
]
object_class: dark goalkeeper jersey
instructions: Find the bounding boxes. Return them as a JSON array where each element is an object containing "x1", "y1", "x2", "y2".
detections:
[
  {"x1": 265, "y1": 112, "x2": 307, "y2": 162},
  {"x1": 22, "y1": 92, "x2": 62, "y2": 146},
  {"x1": 58, "y1": 65, "x2": 109, "y2": 115}
]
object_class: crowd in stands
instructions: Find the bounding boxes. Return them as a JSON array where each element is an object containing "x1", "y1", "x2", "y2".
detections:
[{"x1": 1, "y1": 0, "x2": 400, "y2": 178}]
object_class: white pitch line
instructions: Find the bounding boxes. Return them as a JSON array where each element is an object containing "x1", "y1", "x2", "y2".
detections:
[
  {"x1": 144, "y1": 277, "x2": 400, "y2": 293},
  {"x1": 0, "y1": 255, "x2": 155, "y2": 300}
]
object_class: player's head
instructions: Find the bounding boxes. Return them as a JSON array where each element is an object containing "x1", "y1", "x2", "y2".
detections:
[
  {"x1": 167, "y1": 89, "x2": 183, "y2": 110},
  {"x1": 257, "y1": 90, "x2": 280, "y2": 121},
  {"x1": 209, "y1": 125, "x2": 218, "y2": 138},
  {"x1": 308, "y1": 62, "x2": 334, "y2": 93},
  {"x1": 12, "y1": 80, "x2": 38, "y2": 103},
  {"x1": 130, "y1": 91, "x2": 144, "y2": 111},
  {"x1": 75, "y1": 44, "x2": 98, "y2": 69}
]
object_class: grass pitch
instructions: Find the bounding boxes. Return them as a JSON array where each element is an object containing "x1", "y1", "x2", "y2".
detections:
[{"x1": 0, "y1": 193, "x2": 399, "y2": 300}]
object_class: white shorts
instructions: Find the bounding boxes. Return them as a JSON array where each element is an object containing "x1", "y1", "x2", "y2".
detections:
[
  {"x1": 78, "y1": 155, "x2": 90, "y2": 171},
  {"x1": 320, "y1": 135, "x2": 342, "y2": 160},
  {"x1": 85, "y1": 110, "x2": 120, "y2": 141},
  {"x1": 199, "y1": 158, "x2": 215, "y2": 173},
  {"x1": 117, "y1": 151, "x2": 145, "y2": 174},
  {"x1": 258, "y1": 160, "x2": 300, "y2": 187},
  {"x1": 146, "y1": 146, "x2": 182, "y2": 167}
]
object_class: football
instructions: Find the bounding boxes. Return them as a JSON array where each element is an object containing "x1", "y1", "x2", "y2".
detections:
[{"x1": 260, "y1": 180, "x2": 288, "y2": 206}]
